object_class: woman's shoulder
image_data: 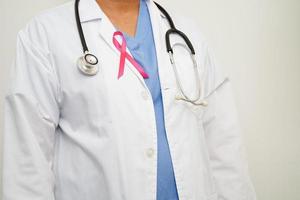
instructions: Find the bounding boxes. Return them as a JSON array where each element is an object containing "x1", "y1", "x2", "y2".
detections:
[{"x1": 20, "y1": 1, "x2": 75, "y2": 35}]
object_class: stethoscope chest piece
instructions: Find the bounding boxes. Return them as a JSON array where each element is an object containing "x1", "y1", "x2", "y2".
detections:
[{"x1": 77, "y1": 53, "x2": 99, "y2": 76}]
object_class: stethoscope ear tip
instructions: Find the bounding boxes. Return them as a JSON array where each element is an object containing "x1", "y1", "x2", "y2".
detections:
[
  {"x1": 200, "y1": 100, "x2": 208, "y2": 107},
  {"x1": 175, "y1": 95, "x2": 208, "y2": 107}
]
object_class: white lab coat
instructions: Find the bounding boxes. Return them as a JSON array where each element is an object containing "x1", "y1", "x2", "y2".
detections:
[{"x1": 2, "y1": 0, "x2": 257, "y2": 199}]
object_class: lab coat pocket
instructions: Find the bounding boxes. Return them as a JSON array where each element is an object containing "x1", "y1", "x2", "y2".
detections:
[
  {"x1": 185, "y1": 100, "x2": 206, "y2": 119},
  {"x1": 174, "y1": 94, "x2": 207, "y2": 120}
]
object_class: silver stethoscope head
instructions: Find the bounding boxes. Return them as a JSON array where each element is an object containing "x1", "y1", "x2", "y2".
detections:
[{"x1": 77, "y1": 51, "x2": 99, "y2": 76}]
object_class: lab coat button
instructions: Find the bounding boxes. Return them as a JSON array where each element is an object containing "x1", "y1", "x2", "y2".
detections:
[
  {"x1": 141, "y1": 91, "x2": 149, "y2": 100},
  {"x1": 146, "y1": 148, "x2": 155, "y2": 158}
]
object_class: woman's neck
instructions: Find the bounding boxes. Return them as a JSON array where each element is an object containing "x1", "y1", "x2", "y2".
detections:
[{"x1": 96, "y1": 0, "x2": 140, "y2": 37}]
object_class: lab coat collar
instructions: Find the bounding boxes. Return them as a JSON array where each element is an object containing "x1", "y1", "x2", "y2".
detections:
[
  {"x1": 146, "y1": 0, "x2": 173, "y2": 90},
  {"x1": 78, "y1": 0, "x2": 103, "y2": 23},
  {"x1": 79, "y1": 0, "x2": 166, "y2": 23}
]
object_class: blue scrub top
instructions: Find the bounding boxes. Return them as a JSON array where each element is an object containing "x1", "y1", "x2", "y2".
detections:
[{"x1": 120, "y1": 1, "x2": 179, "y2": 199}]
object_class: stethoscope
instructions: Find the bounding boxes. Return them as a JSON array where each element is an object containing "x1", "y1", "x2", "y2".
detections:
[{"x1": 75, "y1": 0, "x2": 208, "y2": 106}]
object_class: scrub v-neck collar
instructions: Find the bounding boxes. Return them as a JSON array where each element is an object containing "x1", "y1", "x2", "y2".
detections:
[{"x1": 123, "y1": 0, "x2": 151, "y2": 48}]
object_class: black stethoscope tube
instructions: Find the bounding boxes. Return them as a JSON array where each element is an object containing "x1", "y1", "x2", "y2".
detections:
[
  {"x1": 75, "y1": 0, "x2": 89, "y2": 53},
  {"x1": 165, "y1": 28, "x2": 195, "y2": 55},
  {"x1": 153, "y1": 2, "x2": 195, "y2": 55},
  {"x1": 153, "y1": 1, "x2": 175, "y2": 29}
]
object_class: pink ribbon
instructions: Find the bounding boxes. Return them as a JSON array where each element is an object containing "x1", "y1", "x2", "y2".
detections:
[{"x1": 112, "y1": 31, "x2": 149, "y2": 79}]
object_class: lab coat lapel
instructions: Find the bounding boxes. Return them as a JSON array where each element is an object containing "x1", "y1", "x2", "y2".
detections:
[{"x1": 147, "y1": 0, "x2": 176, "y2": 109}]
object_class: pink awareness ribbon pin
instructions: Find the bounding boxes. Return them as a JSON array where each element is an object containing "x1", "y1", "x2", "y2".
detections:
[{"x1": 112, "y1": 31, "x2": 149, "y2": 79}]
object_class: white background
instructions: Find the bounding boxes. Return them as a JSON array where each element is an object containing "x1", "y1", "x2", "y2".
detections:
[{"x1": 0, "y1": 0, "x2": 299, "y2": 199}]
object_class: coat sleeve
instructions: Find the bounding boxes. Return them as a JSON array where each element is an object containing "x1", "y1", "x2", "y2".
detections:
[
  {"x1": 201, "y1": 44, "x2": 257, "y2": 200},
  {"x1": 2, "y1": 21, "x2": 60, "y2": 200}
]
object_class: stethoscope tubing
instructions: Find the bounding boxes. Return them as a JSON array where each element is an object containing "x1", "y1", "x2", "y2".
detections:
[
  {"x1": 75, "y1": 0, "x2": 89, "y2": 54},
  {"x1": 74, "y1": 0, "x2": 207, "y2": 106}
]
